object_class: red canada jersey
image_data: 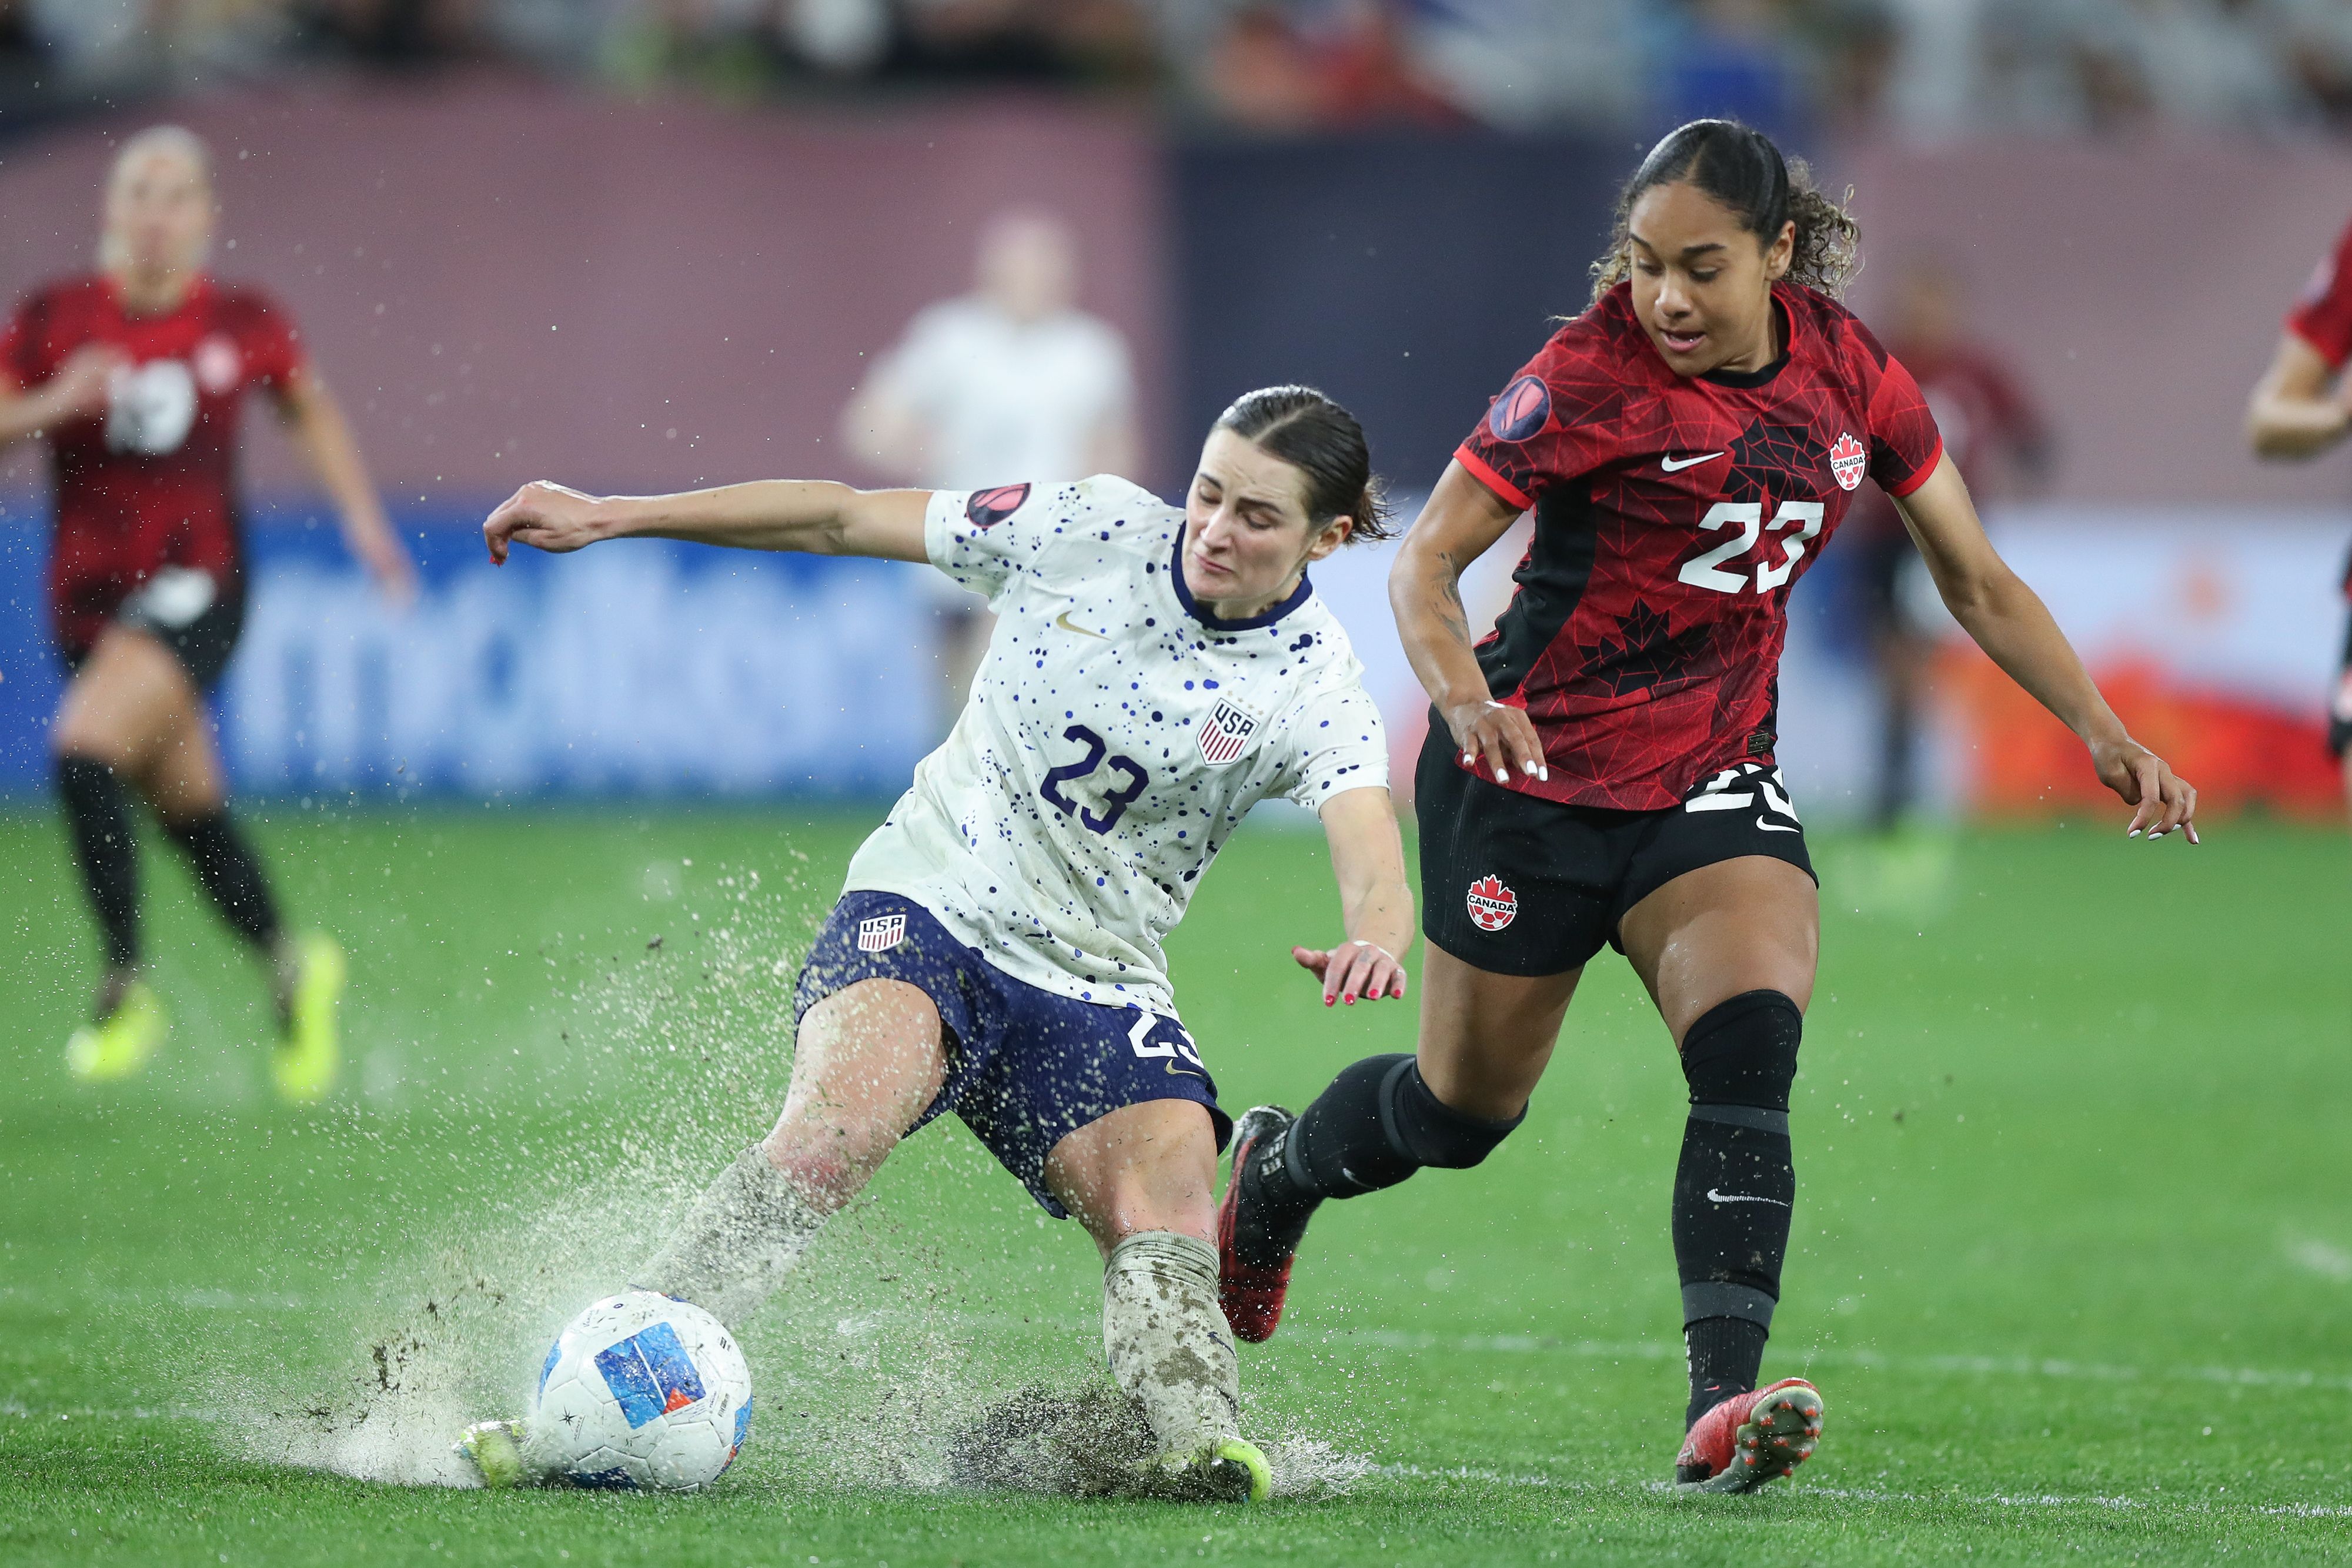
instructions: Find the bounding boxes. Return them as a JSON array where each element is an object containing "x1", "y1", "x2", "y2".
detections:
[
  {"x1": 1454, "y1": 280, "x2": 1943, "y2": 811},
  {"x1": 0, "y1": 274, "x2": 305, "y2": 654},
  {"x1": 2286, "y1": 212, "x2": 2352, "y2": 370}
]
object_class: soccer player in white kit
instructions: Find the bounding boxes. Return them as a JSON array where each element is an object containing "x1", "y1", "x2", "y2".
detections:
[{"x1": 460, "y1": 387, "x2": 1412, "y2": 1500}]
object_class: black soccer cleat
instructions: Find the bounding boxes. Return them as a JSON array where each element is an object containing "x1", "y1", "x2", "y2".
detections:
[{"x1": 1216, "y1": 1105, "x2": 1316, "y2": 1343}]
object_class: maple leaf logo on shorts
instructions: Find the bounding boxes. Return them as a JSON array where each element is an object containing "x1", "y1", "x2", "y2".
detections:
[{"x1": 1465, "y1": 874, "x2": 1518, "y2": 933}]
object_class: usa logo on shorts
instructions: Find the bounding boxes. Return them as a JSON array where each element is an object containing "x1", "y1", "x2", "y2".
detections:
[
  {"x1": 1465, "y1": 874, "x2": 1517, "y2": 932},
  {"x1": 1829, "y1": 432, "x2": 1867, "y2": 491},
  {"x1": 1197, "y1": 698, "x2": 1262, "y2": 766},
  {"x1": 1489, "y1": 376, "x2": 1552, "y2": 443},
  {"x1": 965, "y1": 483, "x2": 1030, "y2": 530},
  {"x1": 857, "y1": 913, "x2": 907, "y2": 952}
]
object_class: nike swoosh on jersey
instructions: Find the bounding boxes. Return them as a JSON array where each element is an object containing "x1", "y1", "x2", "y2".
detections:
[
  {"x1": 1756, "y1": 819, "x2": 1801, "y2": 834},
  {"x1": 1661, "y1": 452, "x2": 1726, "y2": 472},
  {"x1": 1054, "y1": 610, "x2": 1109, "y2": 638},
  {"x1": 1706, "y1": 1188, "x2": 1791, "y2": 1206}
]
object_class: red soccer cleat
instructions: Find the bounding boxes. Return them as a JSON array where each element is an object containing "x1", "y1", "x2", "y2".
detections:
[
  {"x1": 1215, "y1": 1105, "x2": 1304, "y2": 1344},
  {"x1": 1673, "y1": 1377, "x2": 1825, "y2": 1493}
]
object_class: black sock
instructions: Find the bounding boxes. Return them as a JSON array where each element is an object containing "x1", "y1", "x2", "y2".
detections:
[
  {"x1": 161, "y1": 810, "x2": 283, "y2": 954},
  {"x1": 57, "y1": 756, "x2": 140, "y2": 974},
  {"x1": 1244, "y1": 1053, "x2": 1525, "y2": 1266},
  {"x1": 1684, "y1": 1315, "x2": 1770, "y2": 1429},
  {"x1": 1673, "y1": 1107, "x2": 1795, "y2": 1427}
]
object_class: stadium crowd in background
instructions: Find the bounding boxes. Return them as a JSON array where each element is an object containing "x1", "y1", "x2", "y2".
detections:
[{"x1": 9, "y1": 0, "x2": 2352, "y2": 140}]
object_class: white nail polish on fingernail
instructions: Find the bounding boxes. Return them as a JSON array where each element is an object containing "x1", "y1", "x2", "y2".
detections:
[
  {"x1": 2127, "y1": 828, "x2": 2140, "y2": 838},
  {"x1": 1537, "y1": 767, "x2": 1549, "y2": 781},
  {"x1": 1496, "y1": 767, "x2": 1511, "y2": 782}
]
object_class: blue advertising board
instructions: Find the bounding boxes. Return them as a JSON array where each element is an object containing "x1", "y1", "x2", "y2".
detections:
[{"x1": 0, "y1": 498, "x2": 937, "y2": 800}]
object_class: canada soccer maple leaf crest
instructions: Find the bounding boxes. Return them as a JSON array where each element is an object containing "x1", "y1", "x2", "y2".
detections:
[
  {"x1": 1829, "y1": 431, "x2": 1867, "y2": 491},
  {"x1": 1465, "y1": 874, "x2": 1518, "y2": 932},
  {"x1": 1578, "y1": 600, "x2": 1708, "y2": 697}
]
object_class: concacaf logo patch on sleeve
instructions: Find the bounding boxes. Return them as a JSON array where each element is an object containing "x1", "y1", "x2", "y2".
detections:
[{"x1": 965, "y1": 483, "x2": 1030, "y2": 530}]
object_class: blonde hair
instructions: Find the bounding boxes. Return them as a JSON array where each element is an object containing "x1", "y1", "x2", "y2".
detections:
[{"x1": 98, "y1": 125, "x2": 216, "y2": 273}]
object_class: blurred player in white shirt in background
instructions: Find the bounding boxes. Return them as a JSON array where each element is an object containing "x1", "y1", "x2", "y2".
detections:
[{"x1": 842, "y1": 208, "x2": 1141, "y2": 731}]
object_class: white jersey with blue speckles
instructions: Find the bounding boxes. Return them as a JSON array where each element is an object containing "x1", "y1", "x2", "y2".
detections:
[{"x1": 840, "y1": 475, "x2": 1389, "y2": 1012}]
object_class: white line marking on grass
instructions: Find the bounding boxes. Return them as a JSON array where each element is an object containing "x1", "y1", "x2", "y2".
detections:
[
  {"x1": 2, "y1": 1399, "x2": 224, "y2": 1422},
  {"x1": 1337, "y1": 1329, "x2": 2352, "y2": 1394},
  {"x1": 1381, "y1": 1469, "x2": 2341, "y2": 1523},
  {"x1": 2286, "y1": 1239, "x2": 2352, "y2": 1283}
]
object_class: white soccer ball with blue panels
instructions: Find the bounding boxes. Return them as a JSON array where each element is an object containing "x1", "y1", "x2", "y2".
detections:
[{"x1": 529, "y1": 1289, "x2": 752, "y2": 1490}]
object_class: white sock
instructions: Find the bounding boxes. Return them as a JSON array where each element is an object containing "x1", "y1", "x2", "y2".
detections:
[
  {"x1": 635, "y1": 1144, "x2": 827, "y2": 1328},
  {"x1": 1101, "y1": 1231, "x2": 1240, "y2": 1460}
]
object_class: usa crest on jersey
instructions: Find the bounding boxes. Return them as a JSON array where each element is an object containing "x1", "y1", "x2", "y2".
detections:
[{"x1": 1197, "y1": 698, "x2": 1262, "y2": 766}]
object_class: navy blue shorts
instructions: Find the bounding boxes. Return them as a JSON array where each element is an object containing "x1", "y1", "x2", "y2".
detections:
[{"x1": 792, "y1": 891, "x2": 1231, "y2": 1218}]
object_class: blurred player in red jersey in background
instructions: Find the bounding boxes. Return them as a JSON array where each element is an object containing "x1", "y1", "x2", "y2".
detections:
[
  {"x1": 1219, "y1": 119, "x2": 2197, "y2": 1495},
  {"x1": 1847, "y1": 260, "x2": 2051, "y2": 833},
  {"x1": 0, "y1": 126, "x2": 413, "y2": 1099},
  {"x1": 2246, "y1": 211, "x2": 2352, "y2": 825}
]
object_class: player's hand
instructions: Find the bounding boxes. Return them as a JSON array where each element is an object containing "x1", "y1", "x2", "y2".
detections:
[
  {"x1": 483, "y1": 481, "x2": 609, "y2": 564},
  {"x1": 1292, "y1": 941, "x2": 1408, "y2": 1007},
  {"x1": 44, "y1": 345, "x2": 125, "y2": 422},
  {"x1": 2090, "y1": 734, "x2": 2200, "y2": 844},
  {"x1": 356, "y1": 526, "x2": 419, "y2": 610},
  {"x1": 1442, "y1": 697, "x2": 1547, "y2": 786}
]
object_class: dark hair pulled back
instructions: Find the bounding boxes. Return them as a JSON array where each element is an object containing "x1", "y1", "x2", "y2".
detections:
[
  {"x1": 1214, "y1": 385, "x2": 1394, "y2": 542},
  {"x1": 1589, "y1": 119, "x2": 1859, "y2": 304}
]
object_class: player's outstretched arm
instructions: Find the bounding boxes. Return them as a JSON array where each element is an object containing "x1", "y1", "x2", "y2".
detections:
[
  {"x1": 482, "y1": 480, "x2": 932, "y2": 564},
  {"x1": 1389, "y1": 461, "x2": 1548, "y2": 785},
  {"x1": 2246, "y1": 333, "x2": 2350, "y2": 460},
  {"x1": 0, "y1": 349, "x2": 119, "y2": 449},
  {"x1": 1292, "y1": 786, "x2": 1414, "y2": 1007},
  {"x1": 275, "y1": 367, "x2": 416, "y2": 606},
  {"x1": 1893, "y1": 453, "x2": 2200, "y2": 842}
]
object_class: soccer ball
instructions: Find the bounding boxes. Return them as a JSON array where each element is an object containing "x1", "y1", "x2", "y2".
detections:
[{"x1": 526, "y1": 1289, "x2": 753, "y2": 1490}]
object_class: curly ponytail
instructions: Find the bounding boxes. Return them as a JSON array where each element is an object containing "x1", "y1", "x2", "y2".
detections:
[{"x1": 1588, "y1": 119, "x2": 1859, "y2": 304}]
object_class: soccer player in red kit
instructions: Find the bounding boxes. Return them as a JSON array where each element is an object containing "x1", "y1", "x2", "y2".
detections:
[
  {"x1": 1218, "y1": 121, "x2": 2198, "y2": 1492},
  {"x1": 1847, "y1": 260, "x2": 2050, "y2": 831},
  {"x1": 0, "y1": 126, "x2": 413, "y2": 1099},
  {"x1": 2246, "y1": 211, "x2": 2352, "y2": 825}
]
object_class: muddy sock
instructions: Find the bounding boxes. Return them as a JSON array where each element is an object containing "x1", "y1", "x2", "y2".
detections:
[
  {"x1": 1101, "y1": 1231, "x2": 1239, "y2": 1459},
  {"x1": 635, "y1": 1144, "x2": 828, "y2": 1328},
  {"x1": 57, "y1": 757, "x2": 140, "y2": 974}
]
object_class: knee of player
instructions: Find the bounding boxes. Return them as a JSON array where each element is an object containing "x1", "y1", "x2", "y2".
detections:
[
  {"x1": 1678, "y1": 989, "x2": 1804, "y2": 1111},
  {"x1": 52, "y1": 724, "x2": 140, "y2": 774},
  {"x1": 756, "y1": 1128, "x2": 880, "y2": 1209},
  {"x1": 1391, "y1": 1061, "x2": 1525, "y2": 1170}
]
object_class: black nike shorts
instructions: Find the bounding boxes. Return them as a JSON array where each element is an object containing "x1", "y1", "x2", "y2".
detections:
[
  {"x1": 1415, "y1": 719, "x2": 1817, "y2": 978},
  {"x1": 61, "y1": 567, "x2": 246, "y2": 693}
]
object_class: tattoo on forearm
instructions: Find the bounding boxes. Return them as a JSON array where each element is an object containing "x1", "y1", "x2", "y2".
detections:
[{"x1": 1435, "y1": 574, "x2": 1469, "y2": 645}]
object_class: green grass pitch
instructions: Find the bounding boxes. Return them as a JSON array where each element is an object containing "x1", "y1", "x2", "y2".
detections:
[{"x1": 2, "y1": 804, "x2": 2348, "y2": 1565}]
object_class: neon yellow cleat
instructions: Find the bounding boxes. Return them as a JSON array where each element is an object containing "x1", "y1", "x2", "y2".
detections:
[
  {"x1": 1146, "y1": 1436, "x2": 1272, "y2": 1503},
  {"x1": 65, "y1": 982, "x2": 166, "y2": 1082},
  {"x1": 1212, "y1": 1437, "x2": 1273, "y2": 1503},
  {"x1": 270, "y1": 932, "x2": 347, "y2": 1104},
  {"x1": 453, "y1": 1419, "x2": 529, "y2": 1489}
]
